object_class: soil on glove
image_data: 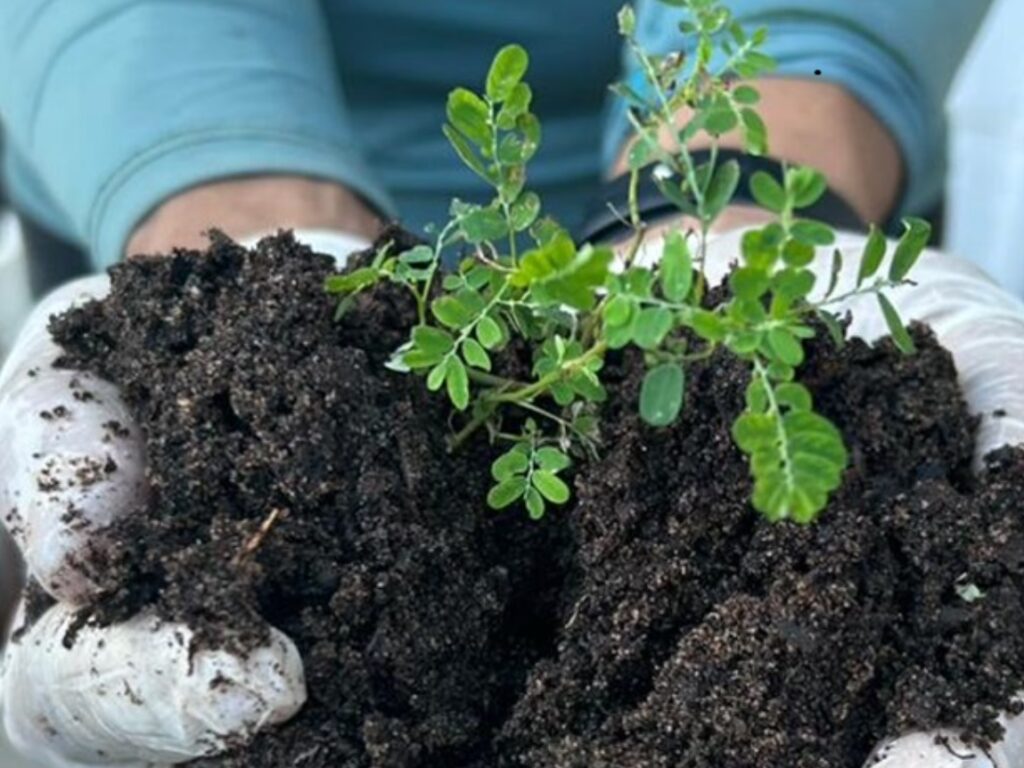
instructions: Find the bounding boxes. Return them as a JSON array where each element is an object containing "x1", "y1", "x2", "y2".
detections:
[{"x1": 47, "y1": 230, "x2": 1024, "y2": 768}]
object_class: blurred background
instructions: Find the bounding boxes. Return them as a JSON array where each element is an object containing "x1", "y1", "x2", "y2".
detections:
[{"x1": 0, "y1": 1, "x2": 1018, "y2": 763}]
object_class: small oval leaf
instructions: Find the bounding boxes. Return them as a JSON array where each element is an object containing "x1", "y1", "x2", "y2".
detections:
[{"x1": 640, "y1": 363, "x2": 685, "y2": 427}]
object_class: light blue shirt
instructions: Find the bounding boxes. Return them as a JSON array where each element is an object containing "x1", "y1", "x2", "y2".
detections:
[{"x1": 0, "y1": 1, "x2": 991, "y2": 268}]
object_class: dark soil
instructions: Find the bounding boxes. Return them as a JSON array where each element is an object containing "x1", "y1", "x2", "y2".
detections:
[{"x1": 46, "y1": 230, "x2": 1024, "y2": 768}]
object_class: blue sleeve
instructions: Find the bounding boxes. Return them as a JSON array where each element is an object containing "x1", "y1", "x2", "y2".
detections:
[
  {"x1": 0, "y1": 1, "x2": 394, "y2": 269},
  {"x1": 604, "y1": 0, "x2": 992, "y2": 216}
]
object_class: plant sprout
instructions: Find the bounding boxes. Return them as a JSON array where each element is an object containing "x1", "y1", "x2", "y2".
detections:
[{"x1": 327, "y1": 0, "x2": 929, "y2": 523}]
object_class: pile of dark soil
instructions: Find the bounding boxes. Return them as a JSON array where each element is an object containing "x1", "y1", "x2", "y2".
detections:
[{"x1": 46, "y1": 231, "x2": 1024, "y2": 768}]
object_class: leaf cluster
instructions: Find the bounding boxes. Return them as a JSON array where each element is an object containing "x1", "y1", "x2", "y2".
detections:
[{"x1": 327, "y1": 0, "x2": 931, "y2": 524}]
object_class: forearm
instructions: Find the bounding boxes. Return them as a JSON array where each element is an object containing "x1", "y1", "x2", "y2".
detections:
[
  {"x1": 127, "y1": 176, "x2": 382, "y2": 257},
  {"x1": 614, "y1": 79, "x2": 903, "y2": 226}
]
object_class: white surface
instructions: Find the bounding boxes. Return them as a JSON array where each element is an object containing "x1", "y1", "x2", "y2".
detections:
[
  {"x1": 0, "y1": 213, "x2": 32, "y2": 359},
  {"x1": 1, "y1": 731, "x2": 44, "y2": 767},
  {"x1": 0, "y1": 214, "x2": 39, "y2": 767},
  {"x1": 947, "y1": 0, "x2": 1024, "y2": 298}
]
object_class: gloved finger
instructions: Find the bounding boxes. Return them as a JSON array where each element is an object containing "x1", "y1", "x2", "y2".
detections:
[
  {"x1": 2, "y1": 601, "x2": 305, "y2": 767},
  {"x1": 0, "y1": 276, "x2": 147, "y2": 605},
  {"x1": 865, "y1": 731, "x2": 993, "y2": 768}
]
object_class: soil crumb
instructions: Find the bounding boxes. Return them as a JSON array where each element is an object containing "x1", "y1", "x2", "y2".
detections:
[{"x1": 48, "y1": 231, "x2": 1024, "y2": 768}]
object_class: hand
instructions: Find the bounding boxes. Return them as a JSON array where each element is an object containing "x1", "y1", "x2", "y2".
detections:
[
  {"x1": 633, "y1": 224, "x2": 1024, "y2": 767},
  {"x1": 0, "y1": 229, "x2": 369, "y2": 767},
  {"x1": 126, "y1": 176, "x2": 382, "y2": 257}
]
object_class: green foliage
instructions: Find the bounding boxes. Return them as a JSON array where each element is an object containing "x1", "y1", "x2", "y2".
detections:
[
  {"x1": 489, "y1": 430, "x2": 572, "y2": 519},
  {"x1": 326, "y1": 0, "x2": 929, "y2": 524}
]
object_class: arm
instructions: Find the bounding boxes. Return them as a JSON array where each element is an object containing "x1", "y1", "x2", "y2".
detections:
[
  {"x1": 0, "y1": 0, "x2": 390, "y2": 267},
  {"x1": 608, "y1": 0, "x2": 992, "y2": 224}
]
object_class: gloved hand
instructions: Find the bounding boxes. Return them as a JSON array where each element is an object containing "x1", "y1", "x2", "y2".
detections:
[
  {"x1": 634, "y1": 226, "x2": 1024, "y2": 768},
  {"x1": 0, "y1": 229, "x2": 369, "y2": 768}
]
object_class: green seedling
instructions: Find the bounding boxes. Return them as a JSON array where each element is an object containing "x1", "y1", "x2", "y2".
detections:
[{"x1": 327, "y1": 0, "x2": 929, "y2": 523}]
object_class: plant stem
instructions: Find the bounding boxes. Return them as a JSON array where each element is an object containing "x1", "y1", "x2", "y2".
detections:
[
  {"x1": 468, "y1": 369, "x2": 524, "y2": 388},
  {"x1": 492, "y1": 341, "x2": 608, "y2": 405},
  {"x1": 752, "y1": 357, "x2": 795, "y2": 492},
  {"x1": 418, "y1": 220, "x2": 459, "y2": 325},
  {"x1": 448, "y1": 340, "x2": 609, "y2": 450}
]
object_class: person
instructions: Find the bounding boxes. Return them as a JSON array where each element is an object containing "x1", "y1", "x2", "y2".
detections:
[{"x1": 1, "y1": 2, "x2": 1021, "y2": 767}]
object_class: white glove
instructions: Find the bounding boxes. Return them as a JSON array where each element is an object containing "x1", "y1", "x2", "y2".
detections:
[
  {"x1": 0, "y1": 229, "x2": 370, "y2": 767},
  {"x1": 637, "y1": 227, "x2": 1024, "y2": 768}
]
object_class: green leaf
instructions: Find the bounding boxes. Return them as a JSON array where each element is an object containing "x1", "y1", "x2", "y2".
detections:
[
  {"x1": 654, "y1": 174, "x2": 697, "y2": 216},
  {"x1": 732, "y1": 412, "x2": 776, "y2": 452},
  {"x1": 443, "y1": 125, "x2": 492, "y2": 182},
  {"x1": 617, "y1": 4, "x2": 637, "y2": 35},
  {"x1": 488, "y1": 477, "x2": 528, "y2": 509},
  {"x1": 532, "y1": 470, "x2": 571, "y2": 504},
  {"x1": 500, "y1": 163, "x2": 527, "y2": 202},
  {"x1": 510, "y1": 192, "x2": 541, "y2": 232},
  {"x1": 767, "y1": 328, "x2": 805, "y2": 366},
  {"x1": 497, "y1": 134, "x2": 529, "y2": 164},
  {"x1": 733, "y1": 85, "x2": 760, "y2": 104},
  {"x1": 857, "y1": 224, "x2": 887, "y2": 287},
  {"x1": 432, "y1": 295, "x2": 474, "y2": 329},
  {"x1": 730, "y1": 267, "x2": 770, "y2": 301},
  {"x1": 705, "y1": 159, "x2": 741, "y2": 219},
  {"x1": 775, "y1": 382, "x2": 812, "y2": 412},
  {"x1": 818, "y1": 310, "x2": 846, "y2": 348},
  {"x1": 877, "y1": 293, "x2": 916, "y2": 354},
  {"x1": 487, "y1": 44, "x2": 529, "y2": 102},
  {"x1": 459, "y1": 205, "x2": 509, "y2": 244},
  {"x1": 412, "y1": 326, "x2": 455, "y2": 356},
  {"x1": 603, "y1": 294, "x2": 635, "y2": 328},
  {"x1": 771, "y1": 268, "x2": 815, "y2": 304},
  {"x1": 729, "y1": 330, "x2": 763, "y2": 356},
  {"x1": 640, "y1": 363, "x2": 685, "y2": 427},
  {"x1": 462, "y1": 338, "x2": 492, "y2": 371},
  {"x1": 492, "y1": 449, "x2": 530, "y2": 481},
  {"x1": 446, "y1": 357, "x2": 470, "y2": 410},
  {"x1": 689, "y1": 309, "x2": 727, "y2": 342},
  {"x1": 889, "y1": 217, "x2": 931, "y2": 282},
  {"x1": 628, "y1": 138, "x2": 655, "y2": 171},
  {"x1": 446, "y1": 88, "x2": 491, "y2": 146},
  {"x1": 787, "y1": 167, "x2": 828, "y2": 209},
  {"x1": 525, "y1": 239, "x2": 613, "y2": 311},
  {"x1": 745, "y1": 378, "x2": 769, "y2": 412},
  {"x1": 633, "y1": 307, "x2": 674, "y2": 350},
  {"x1": 524, "y1": 487, "x2": 545, "y2": 519},
  {"x1": 741, "y1": 406, "x2": 847, "y2": 524},
  {"x1": 535, "y1": 447, "x2": 571, "y2": 473},
  {"x1": 426, "y1": 362, "x2": 448, "y2": 391},
  {"x1": 477, "y1": 316, "x2": 503, "y2": 349},
  {"x1": 400, "y1": 245, "x2": 435, "y2": 265},
  {"x1": 826, "y1": 248, "x2": 843, "y2": 298},
  {"x1": 741, "y1": 227, "x2": 781, "y2": 271},
  {"x1": 740, "y1": 107, "x2": 768, "y2": 155},
  {"x1": 325, "y1": 267, "x2": 380, "y2": 295},
  {"x1": 704, "y1": 108, "x2": 738, "y2": 135},
  {"x1": 779, "y1": 238, "x2": 813, "y2": 269},
  {"x1": 791, "y1": 219, "x2": 835, "y2": 246},
  {"x1": 660, "y1": 231, "x2": 693, "y2": 302},
  {"x1": 750, "y1": 171, "x2": 786, "y2": 212},
  {"x1": 496, "y1": 82, "x2": 532, "y2": 129}
]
